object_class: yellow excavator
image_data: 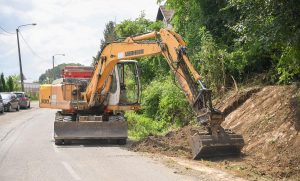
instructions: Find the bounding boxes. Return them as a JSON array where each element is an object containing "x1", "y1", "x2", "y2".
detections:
[{"x1": 39, "y1": 28, "x2": 244, "y2": 159}]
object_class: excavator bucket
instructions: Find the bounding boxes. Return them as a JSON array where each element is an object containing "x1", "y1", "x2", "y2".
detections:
[
  {"x1": 189, "y1": 131, "x2": 244, "y2": 159},
  {"x1": 190, "y1": 88, "x2": 244, "y2": 159}
]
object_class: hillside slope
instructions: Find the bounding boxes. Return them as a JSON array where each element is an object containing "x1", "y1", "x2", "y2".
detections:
[
  {"x1": 131, "y1": 85, "x2": 300, "y2": 180},
  {"x1": 220, "y1": 85, "x2": 300, "y2": 179}
]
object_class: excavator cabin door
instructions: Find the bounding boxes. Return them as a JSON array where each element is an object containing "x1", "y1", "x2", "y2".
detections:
[{"x1": 107, "y1": 60, "x2": 141, "y2": 110}]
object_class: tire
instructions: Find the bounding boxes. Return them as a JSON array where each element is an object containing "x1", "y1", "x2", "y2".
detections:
[
  {"x1": 0, "y1": 107, "x2": 3, "y2": 114},
  {"x1": 63, "y1": 140, "x2": 72, "y2": 145},
  {"x1": 27, "y1": 102, "x2": 30, "y2": 109},
  {"x1": 55, "y1": 139, "x2": 63, "y2": 145},
  {"x1": 117, "y1": 139, "x2": 127, "y2": 145},
  {"x1": 8, "y1": 105, "x2": 12, "y2": 112},
  {"x1": 16, "y1": 105, "x2": 20, "y2": 111}
]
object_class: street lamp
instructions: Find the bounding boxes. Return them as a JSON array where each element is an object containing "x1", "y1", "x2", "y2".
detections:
[
  {"x1": 16, "y1": 23, "x2": 37, "y2": 92},
  {"x1": 52, "y1": 54, "x2": 65, "y2": 82}
]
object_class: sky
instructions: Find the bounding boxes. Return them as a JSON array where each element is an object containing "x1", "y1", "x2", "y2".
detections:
[{"x1": 0, "y1": 0, "x2": 160, "y2": 82}]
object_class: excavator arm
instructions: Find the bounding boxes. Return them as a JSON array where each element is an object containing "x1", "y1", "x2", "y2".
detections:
[
  {"x1": 85, "y1": 29, "x2": 218, "y2": 125},
  {"x1": 83, "y1": 28, "x2": 244, "y2": 159},
  {"x1": 86, "y1": 29, "x2": 203, "y2": 112},
  {"x1": 39, "y1": 28, "x2": 243, "y2": 158}
]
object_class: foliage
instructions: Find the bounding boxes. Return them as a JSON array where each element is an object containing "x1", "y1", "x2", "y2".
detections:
[
  {"x1": 277, "y1": 46, "x2": 300, "y2": 83},
  {"x1": 115, "y1": 13, "x2": 165, "y2": 85},
  {"x1": 6, "y1": 76, "x2": 14, "y2": 91},
  {"x1": 0, "y1": 73, "x2": 21, "y2": 92},
  {"x1": 227, "y1": 0, "x2": 300, "y2": 83},
  {"x1": 126, "y1": 111, "x2": 166, "y2": 139},
  {"x1": 1, "y1": 73, "x2": 6, "y2": 91},
  {"x1": 29, "y1": 93, "x2": 39, "y2": 101},
  {"x1": 164, "y1": 0, "x2": 300, "y2": 85},
  {"x1": 100, "y1": 21, "x2": 118, "y2": 49},
  {"x1": 126, "y1": 75, "x2": 192, "y2": 139},
  {"x1": 92, "y1": 21, "x2": 118, "y2": 66},
  {"x1": 142, "y1": 76, "x2": 191, "y2": 125},
  {"x1": 193, "y1": 27, "x2": 228, "y2": 93},
  {"x1": 115, "y1": 12, "x2": 163, "y2": 38}
]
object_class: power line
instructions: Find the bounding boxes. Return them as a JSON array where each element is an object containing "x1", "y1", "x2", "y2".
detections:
[
  {"x1": 0, "y1": 26, "x2": 15, "y2": 35},
  {"x1": 19, "y1": 31, "x2": 50, "y2": 61}
]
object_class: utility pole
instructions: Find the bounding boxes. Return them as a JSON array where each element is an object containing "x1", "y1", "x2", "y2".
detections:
[
  {"x1": 16, "y1": 23, "x2": 37, "y2": 92},
  {"x1": 16, "y1": 28, "x2": 24, "y2": 92},
  {"x1": 52, "y1": 54, "x2": 65, "y2": 82},
  {"x1": 52, "y1": 55, "x2": 54, "y2": 82}
]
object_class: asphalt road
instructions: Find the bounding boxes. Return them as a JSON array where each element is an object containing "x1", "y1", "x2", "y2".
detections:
[
  {"x1": 0, "y1": 102, "x2": 245, "y2": 181},
  {"x1": 0, "y1": 102, "x2": 196, "y2": 181}
]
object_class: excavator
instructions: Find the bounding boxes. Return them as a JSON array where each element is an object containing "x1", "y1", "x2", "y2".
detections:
[{"x1": 39, "y1": 28, "x2": 244, "y2": 159}]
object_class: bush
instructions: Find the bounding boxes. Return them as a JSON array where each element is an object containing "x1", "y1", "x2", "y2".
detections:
[{"x1": 126, "y1": 111, "x2": 166, "y2": 139}]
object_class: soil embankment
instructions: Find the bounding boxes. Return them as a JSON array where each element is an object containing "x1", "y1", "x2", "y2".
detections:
[{"x1": 131, "y1": 85, "x2": 300, "y2": 180}]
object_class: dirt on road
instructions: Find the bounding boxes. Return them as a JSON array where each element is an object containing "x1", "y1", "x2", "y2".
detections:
[{"x1": 131, "y1": 85, "x2": 300, "y2": 180}]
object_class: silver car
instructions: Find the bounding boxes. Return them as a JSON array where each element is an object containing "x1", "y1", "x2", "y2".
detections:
[
  {"x1": 0, "y1": 94, "x2": 4, "y2": 114},
  {"x1": 0, "y1": 93, "x2": 20, "y2": 112}
]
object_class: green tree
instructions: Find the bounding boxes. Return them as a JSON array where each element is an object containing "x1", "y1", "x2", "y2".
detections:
[
  {"x1": 92, "y1": 21, "x2": 119, "y2": 67},
  {"x1": 227, "y1": 0, "x2": 300, "y2": 83},
  {"x1": 115, "y1": 13, "x2": 166, "y2": 84},
  {"x1": 115, "y1": 12, "x2": 163, "y2": 38},
  {"x1": 0, "y1": 73, "x2": 3, "y2": 91},
  {"x1": 164, "y1": 0, "x2": 300, "y2": 85},
  {"x1": 1, "y1": 73, "x2": 6, "y2": 91},
  {"x1": 100, "y1": 21, "x2": 118, "y2": 49},
  {"x1": 10, "y1": 75, "x2": 21, "y2": 91},
  {"x1": 7, "y1": 76, "x2": 14, "y2": 91}
]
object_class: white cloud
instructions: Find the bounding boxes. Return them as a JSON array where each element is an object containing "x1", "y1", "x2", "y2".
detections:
[{"x1": 0, "y1": 0, "x2": 158, "y2": 81}]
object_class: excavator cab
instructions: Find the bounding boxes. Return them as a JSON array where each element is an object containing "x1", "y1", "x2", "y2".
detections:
[{"x1": 108, "y1": 60, "x2": 141, "y2": 109}]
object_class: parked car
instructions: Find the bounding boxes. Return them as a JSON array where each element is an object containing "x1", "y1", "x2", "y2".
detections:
[
  {"x1": 0, "y1": 93, "x2": 20, "y2": 112},
  {"x1": 14, "y1": 92, "x2": 31, "y2": 109},
  {"x1": 0, "y1": 94, "x2": 4, "y2": 114}
]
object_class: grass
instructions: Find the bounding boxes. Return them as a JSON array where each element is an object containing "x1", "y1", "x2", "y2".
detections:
[{"x1": 126, "y1": 111, "x2": 173, "y2": 140}]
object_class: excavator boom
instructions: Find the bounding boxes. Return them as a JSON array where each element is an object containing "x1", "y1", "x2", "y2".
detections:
[
  {"x1": 83, "y1": 28, "x2": 244, "y2": 158},
  {"x1": 39, "y1": 28, "x2": 244, "y2": 158}
]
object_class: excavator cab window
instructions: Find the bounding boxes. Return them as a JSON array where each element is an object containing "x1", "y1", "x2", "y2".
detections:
[{"x1": 116, "y1": 60, "x2": 141, "y2": 105}]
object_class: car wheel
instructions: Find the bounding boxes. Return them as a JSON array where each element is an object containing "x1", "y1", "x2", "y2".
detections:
[
  {"x1": 117, "y1": 139, "x2": 127, "y2": 145},
  {"x1": 8, "y1": 105, "x2": 12, "y2": 112},
  {"x1": 0, "y1": 107, "x2": 3, "y2": 114},
  {"x1": 27, "y1": 103, "x2": 30, "y2": 109},
  {"x1": 55, "y1": 139, "x2": 63, "y2": 145},
  {"x1": 16, "y1": 105, "x2": 20, "y2": 111}
]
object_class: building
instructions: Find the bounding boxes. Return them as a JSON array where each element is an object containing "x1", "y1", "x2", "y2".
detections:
[
  {"x1": 18, "y1": 80, "x2": 40, "y2": 96},
  {"x1": 156, "y1": 5, "x2": 174, "y2": 29},
  {"x1": 24, "y1": 82, "x2": 40, "y2": 95}
]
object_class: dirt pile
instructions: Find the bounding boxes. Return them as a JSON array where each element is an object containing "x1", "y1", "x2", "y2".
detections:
[
  {"x1": 221, "y1": 85, "x2": 300, "y2": 179},
  {"x1": 131, "y1": 126, "x2": 196, "y2": 158},
  {"x1": 131, "y1": 85, "x2": 300, "y2": 180}
]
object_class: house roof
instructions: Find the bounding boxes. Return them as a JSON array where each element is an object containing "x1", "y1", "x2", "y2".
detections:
[{"x1": 156, "y1": 5, "x2": 174, "y2": 23}]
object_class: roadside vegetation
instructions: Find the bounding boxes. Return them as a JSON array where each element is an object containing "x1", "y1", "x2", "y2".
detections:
[
  {"x1": 0, "y1": 73, "x2": 21, "y2": 92},
  {"x1": 95, "y1": 1, "x2": 300, "y2": 139},
  {"x1": 0, "y1": 72, "x2": 39, "y2": 100}
]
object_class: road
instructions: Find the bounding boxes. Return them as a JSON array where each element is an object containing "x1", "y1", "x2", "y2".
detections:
[{"x1": 0, "y1": 102, "x2": 244, "y2": 181}]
